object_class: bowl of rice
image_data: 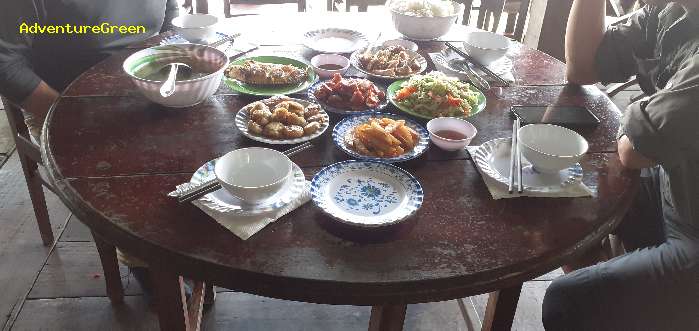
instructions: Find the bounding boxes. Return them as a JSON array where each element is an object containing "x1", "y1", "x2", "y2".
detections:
[{"x1": 389, "y1": 0, "x2": 462, "y2": 40}]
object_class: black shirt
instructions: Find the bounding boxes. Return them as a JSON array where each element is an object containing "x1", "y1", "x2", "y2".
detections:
[{"x1": 0, "y1": 0, "x2": 178, "y2": 102}]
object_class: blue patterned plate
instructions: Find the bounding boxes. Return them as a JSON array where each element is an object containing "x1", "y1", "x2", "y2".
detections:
[
  {"x1": 306, "y1": 77, "x2": 389, "y2": 115},
  {"x1": 332, "y1": 113, "x2": 429, "y2": 163},
  {"x1": 311, "y1": 160, "x2": 423, "y2": 227}
]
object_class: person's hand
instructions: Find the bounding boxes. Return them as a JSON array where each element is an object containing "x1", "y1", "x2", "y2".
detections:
[
  {"x1": 20, "y1": 80, "x2": 59, "y2": 136},
  {"x1": 618, "y1": 135, "x2": 656, "y2": 169}
]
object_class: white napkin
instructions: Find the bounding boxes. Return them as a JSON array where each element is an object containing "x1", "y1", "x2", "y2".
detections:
[
  {"x1": 192, "y1": 181, "x2": 311, "y2": 240},
  {"x1": 466, "y1": 145, "x2": 594, "y2": 200}
]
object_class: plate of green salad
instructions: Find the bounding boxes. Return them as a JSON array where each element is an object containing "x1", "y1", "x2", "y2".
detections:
[{"x1": 387, "y1": 72, "x2": 486, "y2": 120}]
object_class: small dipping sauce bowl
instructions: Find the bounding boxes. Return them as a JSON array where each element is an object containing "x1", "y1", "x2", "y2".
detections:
[
  {"x1": 426, "y1": 117, "x2": 477, "y2": 151},
  {"x1": 310, "y1": 54, "x2": 350, "y2": 79},
  {"x1": 214, "y1": 148, "x2": 292, "y2": 204}
]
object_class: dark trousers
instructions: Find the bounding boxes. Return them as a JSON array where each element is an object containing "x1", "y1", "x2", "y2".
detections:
[{"x1": 542, "y1": 167, "x2": 699, "y2": 331}]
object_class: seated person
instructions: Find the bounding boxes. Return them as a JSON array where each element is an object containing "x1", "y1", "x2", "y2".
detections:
[
  {"x1": 542, "y1": 0, "x2": 699, "y2": 330},
  {"x1": 0, "y1": 0, "x2": 178, "y2": 138},
  {"x1": 0, "y1": 0, "x2": 178, "y2": 295}
]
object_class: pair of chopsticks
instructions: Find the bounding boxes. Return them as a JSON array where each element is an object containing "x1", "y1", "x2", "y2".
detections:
[
  {"x1": 444, "y1": 42, "x2": 510, "y2": 87},
  {"x1": 173, "y1": 142, "x2": 313, "y2": 203},
  {"x1": 508, "y1": 118, "x2": 523, "y2": 194}
]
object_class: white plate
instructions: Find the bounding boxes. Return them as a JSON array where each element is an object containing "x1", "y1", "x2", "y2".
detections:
[
  {"x1": 471, "y1": 138, "x2": 583, "y2": 193},
  {"x1": 350, "y1": 46, "x2": 428, "y2": 80},
  {"x1": 192, "y1": 160, "x2": 306, "y2": 216},
  {"x1": 310, "y1": 160, "x2": 423, "y2": 227},
  {"x1": 235, "y1": 98, "x2": 330, "y2": 145},
  {"x1": 303, "y1": 28, "x2": 369, "y2": 54}
]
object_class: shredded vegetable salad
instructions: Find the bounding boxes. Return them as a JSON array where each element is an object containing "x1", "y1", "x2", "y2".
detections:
[{"x1": 393, "y1": 72, "x2": 479, "y2": 117}]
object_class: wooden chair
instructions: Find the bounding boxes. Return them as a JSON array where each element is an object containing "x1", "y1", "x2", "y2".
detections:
[
  {"x1": 334, "y1": 0, "x2": 384, "y2": 12},
  {"x1": 2, "y1": 96, "x2": 55, "y2": 246},
  {"x1": 223, "y1": 0, "x2": 306, "y2": 17},
  {"x1": 474, "y1": 0, "x2": 531, "y2": 41},
  {"x1": 1, "y1": 96, "x2": 126, "y2": 304}
]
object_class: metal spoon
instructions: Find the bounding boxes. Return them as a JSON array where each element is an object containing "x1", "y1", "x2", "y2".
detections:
[{"x1": 159, "y1": 62, "x2": 192, "y2": 98}]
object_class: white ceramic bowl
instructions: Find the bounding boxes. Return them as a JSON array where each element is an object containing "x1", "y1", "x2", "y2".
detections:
[
  {"x1": 171, "y1": 14, "x2": 218, "y2": 43},
  {"x1": 214, "y1": 148, "x2": 293, "y2": 203},
  {"x1": 123, "y1": 44, "x2": 228, "y2": 108},
  {"x1": 426, "y1": 117, "x2": 477, "y2": 151},
  {"x1": 382, "y1": 39, "x2": 418, "y2": 52},
  {"x1": 462, "y1": 31, "x2": 509, "y2": 65},
  {"x1": 310, "y1": 54, "x2": 350, "y2": 79},
  {"x1": 518, "y1": 124, "x2": 589, "y2": 173},
  {"x1": 390, "y1": 10, "x2": 459, "y2": 41}
]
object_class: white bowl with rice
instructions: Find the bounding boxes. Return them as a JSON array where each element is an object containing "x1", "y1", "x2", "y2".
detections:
[{"x1": 389, "y1": 0, "x2": 462, "y2": 40}]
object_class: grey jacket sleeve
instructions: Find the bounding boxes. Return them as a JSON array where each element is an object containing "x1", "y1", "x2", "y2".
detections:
[
  {"x1": 0, "y1": 3, "x2": 40, "y2": 103},
  {"x1": 594, "y1": 6, "x2": 658, "y2": 84},
  {"x1": 619, "y1": 55, "x2": 699, "y2": 167}
]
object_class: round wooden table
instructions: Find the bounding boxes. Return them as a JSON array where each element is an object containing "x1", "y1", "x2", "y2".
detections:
[{"x1": 42, "y1": 12, "x2": 638, "y2": 331}]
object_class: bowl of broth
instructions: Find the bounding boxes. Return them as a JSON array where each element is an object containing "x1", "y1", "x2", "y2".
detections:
[
  {"x1": 426, "y1": 117, "x2": 477, "y2": 151},
  {"x1": 310, "y1": 54, "x2": 350, "y2": 79},
  {"x1": 123, "y1": 43, "x2": 228, "y2": 107}
]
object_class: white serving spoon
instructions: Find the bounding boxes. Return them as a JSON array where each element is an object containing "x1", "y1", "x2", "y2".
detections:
[{"x1": 159, "y1": 62, "x2": 192, "y2": 98}]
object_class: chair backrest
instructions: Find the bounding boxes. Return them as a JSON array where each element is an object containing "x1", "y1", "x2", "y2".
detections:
[
  {"x1": 343, "y1": 0, "x2": 385, "y2": 12},
  {"x1": 473, "y1": 0, "x2": 530, "y2": 41},
  {"x1": 1, "y1": 96, "x2": 43, "y2": 164},
  {"x1": 223, "y1": 0, "x2": 306, "y2": 17}
]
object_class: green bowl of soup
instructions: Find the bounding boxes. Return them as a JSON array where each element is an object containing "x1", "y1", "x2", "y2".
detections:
[{"x1": 123, "y1": 43, "x2": 228, "y2": 107}]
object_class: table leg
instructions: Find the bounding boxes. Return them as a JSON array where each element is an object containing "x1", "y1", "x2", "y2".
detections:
[
  {"x1": 91, "y1": 232, "x2": 124, "y2": 304},
  {"x1": 150, "y1": 267, "x2": 206, "y2": 331},
  {"x1": 481, "y1": 283, "x2": 523, "y2": 331},
  {"x1": 368, "y1": 304, "x2": 407, "y2": 331}
]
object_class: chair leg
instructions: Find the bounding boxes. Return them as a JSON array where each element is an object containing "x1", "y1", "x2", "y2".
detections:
[
  {"x1": 505, "y1": 13, "x2": 517, "y2": 34},
  {"x1": 481, "y1": 284, "x2": 522, "y2": 331},
  {"x1": 92, "y1": 232, "x2": 125, "y2": 304},
  {"x1": 151, "y1": 267, "x2": 205, "y2": 331},
  {"x1": 204, "y1": 283, "x2": 216, "y2": 306},
  {"x1": 17, "y1": 153, "x2": 54, "y2": 246},
  {"x1": 223, "y1": 0, "x2": 231, "y2": 17}
]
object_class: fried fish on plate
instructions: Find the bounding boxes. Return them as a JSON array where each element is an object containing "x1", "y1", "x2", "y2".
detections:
[{"x1": 225, "y1": 60, "x2": 308, "y2": 86}]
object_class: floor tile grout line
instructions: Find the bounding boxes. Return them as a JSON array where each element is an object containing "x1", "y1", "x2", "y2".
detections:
[{"x1": 2, "y1": 212, "x2": 72, "y2": 331}]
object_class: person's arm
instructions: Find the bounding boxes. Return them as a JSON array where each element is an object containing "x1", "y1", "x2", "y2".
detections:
[
  {"x1": 618, "y1": 55, "x2": 699, "y2": 170},
  {"x1": 20, "y1": 81, "x2": 59, "y2": 125},
  {"x1": 0, "y1": 1, "x2": 56, "y2": 123},
  {"x1": 617, "y1": 135, "x2": 656, "y2": 169},
  {"x1": 565, "y1": 0, "x2": 607, "y2": 85}
]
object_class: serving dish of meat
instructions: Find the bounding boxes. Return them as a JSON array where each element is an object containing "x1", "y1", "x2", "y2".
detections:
[
  {"x1": 350, "y1": 45, "x2": 427, "y2": 80},
  {"x1": 224, "y1": 56, "x2": 318, "y2": 96},
  {"x1": 307, "y1": 73, "x2": 388, "y2": 115},
  {"x1": 235, "y1": 95, "x2": 329, "y2": 144}
]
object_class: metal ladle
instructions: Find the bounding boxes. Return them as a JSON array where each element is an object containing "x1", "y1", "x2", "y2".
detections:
[{"x1": 159, "y1": 62, "x2": 192, "y2": 98}]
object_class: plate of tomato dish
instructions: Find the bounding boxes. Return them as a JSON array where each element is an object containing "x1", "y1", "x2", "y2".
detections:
[{"x1": 308, "y1": 73, "x2": 389, "y2": 115}]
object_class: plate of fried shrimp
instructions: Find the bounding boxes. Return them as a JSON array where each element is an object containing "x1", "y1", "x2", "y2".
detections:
[{"x1": 332, "y1": 113, "x2": 429, "y2": 163}]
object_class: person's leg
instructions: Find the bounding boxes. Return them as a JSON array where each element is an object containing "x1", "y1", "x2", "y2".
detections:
[
  {"x1": 613, "y1": 167, "x2": 665, "y2": 250},
  {"x1": 543, "y1": 240, "x2": 699, "y2": 330}
]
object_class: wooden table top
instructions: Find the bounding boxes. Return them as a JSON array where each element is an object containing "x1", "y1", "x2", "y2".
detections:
[{"x1": 43, "y1": 13, "x2": 638, "y2": 305}]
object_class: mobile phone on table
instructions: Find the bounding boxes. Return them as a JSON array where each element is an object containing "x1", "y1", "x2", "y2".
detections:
[{"x1": 510, "y1": 105, "x2": 600, "y2": 128}]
